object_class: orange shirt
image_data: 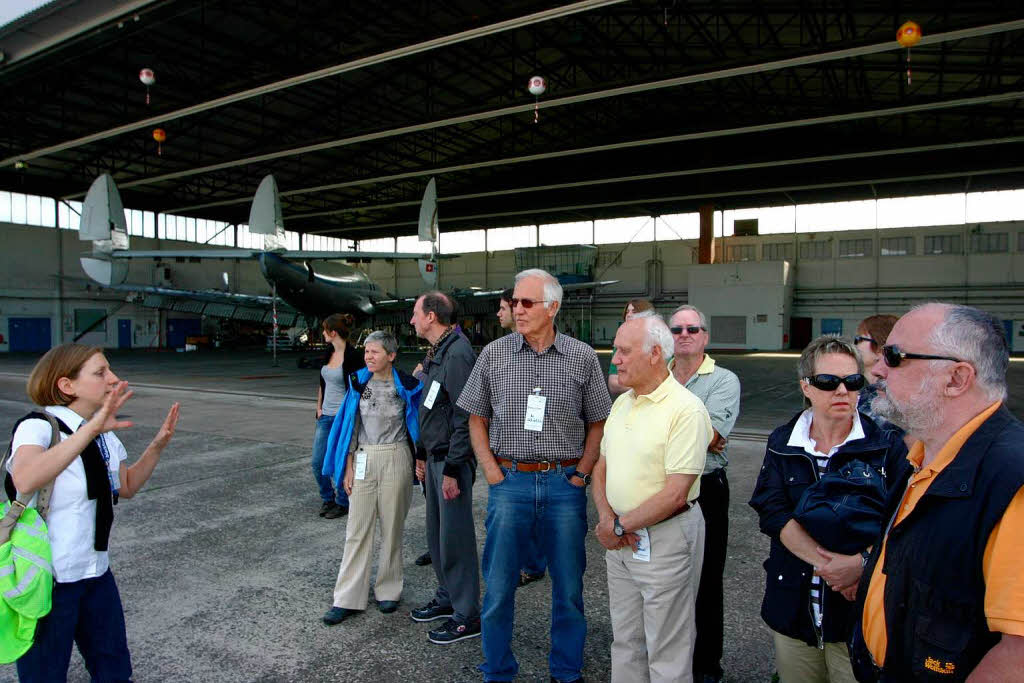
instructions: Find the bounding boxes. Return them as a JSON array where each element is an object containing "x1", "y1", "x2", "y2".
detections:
[{"x1": 862, "y1": 401, "x2": 1024, "y2": 665}]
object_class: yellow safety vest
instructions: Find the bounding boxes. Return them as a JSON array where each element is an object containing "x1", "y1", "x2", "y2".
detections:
[{"x1": 0, "y1": 503, "x2": 53, "y2": 663}]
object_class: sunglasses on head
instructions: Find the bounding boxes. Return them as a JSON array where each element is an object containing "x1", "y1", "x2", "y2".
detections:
[
  {"x1": 853, "y1": 335, "x2": 877, "y2": 349},
  {"x1": 669, "y1": 325, "x2": 704, "y2": 335},
  {"x1": 803, "y1": 373, "x2": 866, "y2": 391},
  {"x1": 509, "y1": 297, "x2": 550, "y2": 309},
  {"x1": 881, "y1": 344, "x2": 963, "y2": 368}
]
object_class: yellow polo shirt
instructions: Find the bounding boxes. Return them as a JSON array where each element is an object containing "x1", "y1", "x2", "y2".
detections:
[
  {"x1": 600, "y1": 372, "x2": 712, "y2": 514},
  {"x1": 863, "y1": 401, "x2": 1024, "y2": 666}
]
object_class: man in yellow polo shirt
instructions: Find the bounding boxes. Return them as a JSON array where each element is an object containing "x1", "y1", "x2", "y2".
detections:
[
  {"x1": 592, "y1": 312, "x2": 713, "y2": 683},
  {"x1": 848, "y1": 303, "x2": 1024, "y2": 682}
]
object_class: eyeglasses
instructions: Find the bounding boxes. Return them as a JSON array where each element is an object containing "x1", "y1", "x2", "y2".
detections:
[
  {"x1": 881, "y1": 344, "x2": 963, "y2": 368},
  {"x1": 669, "y1": 325, "x2": 705, "y2": 335},
  {"x1": 509, "y1": 297, "x2": 550, "y2": 309},
  {"x1": 853, "y1": 335, "x2": 877, "y2": 349},
  {"x1": 803, "y1": 373, "x2": 866, "y2": 391}
]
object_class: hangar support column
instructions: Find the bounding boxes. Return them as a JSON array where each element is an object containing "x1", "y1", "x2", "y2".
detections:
[{"x1": 698, "y1": 204, "x2": 716, "y2": 264}]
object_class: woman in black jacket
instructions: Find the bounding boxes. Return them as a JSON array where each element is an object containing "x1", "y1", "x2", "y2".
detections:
[
  {"x1": 312, "y1": 313, "x2": 364, "y2": 518},
  {"x1": 749, "y1": 335, "x2": 907, "y2": 683}
]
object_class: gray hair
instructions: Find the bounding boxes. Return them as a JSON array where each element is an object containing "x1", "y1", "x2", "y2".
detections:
[
  {"x1": 670, "y1": 304, "x2": 709, "y2": 333},
  {"x1": 797, "y1": 334, "x2": 864, "y2": 380},
  {"x1": 923, "y1": 303, "x2": 1009, "y2": 402},
  {"x1": 363, "y1": 330, "x2": 398, "y2": 355},
  {"x1": 631, "y1": 311, "x2": 674, "y2": 361},
  {"x1": 514, "y1": 268, "x2": 563, "y2": 310}
]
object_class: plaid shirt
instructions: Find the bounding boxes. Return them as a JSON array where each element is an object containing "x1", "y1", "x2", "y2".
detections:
[{"x1": 457, "y1": 330, "x2": 611, "y2": 462}]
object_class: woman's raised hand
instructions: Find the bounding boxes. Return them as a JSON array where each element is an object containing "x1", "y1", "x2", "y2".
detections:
[
  {"x1": 151, "y1": 403, "x2": 180, "y2": 451},
  {"x1": 90, "y1": 381, "x2": 135, "y2": 435}
]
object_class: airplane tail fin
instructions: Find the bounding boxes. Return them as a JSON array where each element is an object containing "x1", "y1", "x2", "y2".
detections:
[
  {"x1": 79, "y1": 174, "x2": 129, "y2": 285},
  {"x1": 417, "y1": 177, "x2": 439, "y2": 286},
  {"x1": 248, "y1": 175, "x2": 286, "y2": 251}
]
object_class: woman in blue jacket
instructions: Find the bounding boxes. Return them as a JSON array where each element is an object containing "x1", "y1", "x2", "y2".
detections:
[
  {"x1": 749, "y1": 335, "x2": 907, "y2": 683},
  {"x1": 321, "y1": 330, "x2": 422, "y2": 624}
]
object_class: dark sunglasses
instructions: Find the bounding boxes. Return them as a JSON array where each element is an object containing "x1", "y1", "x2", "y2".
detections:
[
  {"x1": 509, "y1": 297, "x2": 550, "y2": 309},
  {"x1": 853, "y1": 335, "x2": 877, "y2": 349},
  {"x1": 803, "y1": 373, "x2": 866, "y2": 391},
  {"x1": 881, "y1": 344, "x2": 963, "y2": 368},
  {"x1": 669, "y1": 325, "x2": 705, "y2": 335}
]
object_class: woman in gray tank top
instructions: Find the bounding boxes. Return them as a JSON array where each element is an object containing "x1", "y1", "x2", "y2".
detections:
[{"x1": 313, "y1": 314, "x2": 360, "y2": 519}]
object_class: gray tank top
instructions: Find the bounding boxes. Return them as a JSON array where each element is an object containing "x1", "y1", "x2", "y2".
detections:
[{"x1": 320, "y1": 365, "x2": 347, "y2": 417}]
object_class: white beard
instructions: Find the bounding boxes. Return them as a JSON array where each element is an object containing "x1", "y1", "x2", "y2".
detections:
[{"x1": 871, "y1": 376, "x2": 944, "y2": 435}]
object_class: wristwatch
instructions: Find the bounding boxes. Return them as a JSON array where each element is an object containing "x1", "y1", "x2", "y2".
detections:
[
  {"x1": 570, "y1": 470, "x2": 592, "y2": 485},
  {"x1": 613, "y1": 516, "x2": 625, "y2": 537}
]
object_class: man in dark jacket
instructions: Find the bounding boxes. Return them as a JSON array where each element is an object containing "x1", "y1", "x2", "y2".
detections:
[
  {"x1": 850, "y1": 303, "x2": 1024, "y2": 682},
  {"x1": 408, "y1": 291, "x2": 481, "y2": 644}
]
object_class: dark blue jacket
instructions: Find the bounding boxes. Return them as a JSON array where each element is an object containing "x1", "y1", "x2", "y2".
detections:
[
  {"x1": 322, "y1": 367, "x2": 423, "y2": 487},
  {"x1": 849, "y1": 406, "x2": 1024, "y2": 682},
  {"x1": 749, "y1": 410, "x2": 907, "y2": 646}
]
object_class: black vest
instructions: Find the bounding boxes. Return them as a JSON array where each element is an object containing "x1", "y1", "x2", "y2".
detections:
[{"x1": 850, "y1": 406, "x2": 1024, "y2": 682}]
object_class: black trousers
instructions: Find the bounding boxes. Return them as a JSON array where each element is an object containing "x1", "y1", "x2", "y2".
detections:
[{"x1": 693, "y1": 467, "x2": 729, "y2": 678}]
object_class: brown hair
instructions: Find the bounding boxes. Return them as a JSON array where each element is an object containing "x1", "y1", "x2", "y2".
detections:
[
  {"x1": 26, "y1": 344, "x2": 104, "y2": 406},
  {"x1": 856, "y1": 314, "x2": 899, "y2": 349},
  {"x1": 622, "y1": 298, "x2": 654, "y2": 321},
  {"x1": 322, "y1": 313, "x2": 355, "y2": 340}
]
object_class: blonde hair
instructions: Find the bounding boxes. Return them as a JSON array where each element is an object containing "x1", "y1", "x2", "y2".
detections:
[{"x1": 26, "y1": 344, "x2": 104, "y2": 406}]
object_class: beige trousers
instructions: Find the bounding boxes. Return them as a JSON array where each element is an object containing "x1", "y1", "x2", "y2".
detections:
[
  {"x1": 332, "y1": 441, "x2": 413, "y2": 610},
  {"x1": 772, "y1": 630, "x2": 858, "y2": 683},
  {"x1": 606, "y1": 503, "x2": 705, "y2": 683}
]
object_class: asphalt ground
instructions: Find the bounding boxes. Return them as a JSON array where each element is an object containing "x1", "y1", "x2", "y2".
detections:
[{"x1": 0, "y1": 348, "x2": 1021, "y2": 682}]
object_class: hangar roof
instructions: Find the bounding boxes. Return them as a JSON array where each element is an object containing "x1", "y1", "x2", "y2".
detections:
[{"x1": 1, "y1": 0, "x2": 1023, "y2": 240}]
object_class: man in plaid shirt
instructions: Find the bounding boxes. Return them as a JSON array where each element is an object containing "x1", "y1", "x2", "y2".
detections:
[{"x1": 459, "y1": 268, "x2": 611, "y2": 683}]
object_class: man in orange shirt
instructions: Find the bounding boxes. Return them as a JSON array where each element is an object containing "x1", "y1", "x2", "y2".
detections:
[{"x1": 848, "y1": 303, "x2": 1024, "y2": 682}]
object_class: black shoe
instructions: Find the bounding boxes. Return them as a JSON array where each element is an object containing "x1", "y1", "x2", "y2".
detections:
[
  {"x1": 428, "y1": 617, "x2": 481, "y2": 644},
  {"x1": 410, "y1": 598, "x2": 455, "y2": 622},
  {"x1": 415, "y1": 551, "x2": 433, "y2": 566},
  {"x1": 550, "y1": 678, "x2": 584, "y2": 683},
  {"x1": 695, "y1": 673, "x2": 723, "y2": 683},
  {"x1": 324, "y1": 504, "x2": 348, "y2": 519},
  {"x1": 318, "y1": 501, "x2": 334, "y2": 517},
  {"x1": 519, "y1": 570, "x2": 545, "y2": 587},
  {"x1": 377, "y1": 600, "x2": 400, "y2": 614},
  {"x1": 322, "y1": 606, "x2": 360, "y2": 625}
]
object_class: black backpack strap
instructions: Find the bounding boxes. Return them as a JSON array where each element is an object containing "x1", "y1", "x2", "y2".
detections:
[{"x1": 2, "y1": 411, "x2": 66, "y2": 522}]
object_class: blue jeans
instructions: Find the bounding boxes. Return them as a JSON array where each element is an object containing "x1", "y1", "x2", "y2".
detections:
[
  {"x1": 312, "y1": 414, "x2": 347, "y2": 506},
  {"x1": 17, "y1": 569, "x2": 132, "y2": 682},
  {"x1": 521, "y1": 536, "x2": 547, "y2": 576},
  {"x1": 479, "y1": 464, "x2": 588, "y2": 682}
]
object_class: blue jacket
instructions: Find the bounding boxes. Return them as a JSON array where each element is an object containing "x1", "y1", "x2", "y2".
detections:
[
  {"x1": 749, "y1": 410, "x2": 907, "y2": 647},
  {"x1": 322, "y1": 367, "x2": 423, "y2": 486}
]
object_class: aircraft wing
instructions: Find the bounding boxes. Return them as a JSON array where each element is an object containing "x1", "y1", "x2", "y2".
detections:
[
  {"x1": 59, "y1": 277, "x2": 307, "y2": 325},
  {"x1": 109, "y1": 249, "x2": 261, "y2": 259},
  {"x1": 450, "y1": 280, "x2": 621, "y2": 298},
  {"x1": 107, "y1": 249, "x2": 448, "y2": 261}
]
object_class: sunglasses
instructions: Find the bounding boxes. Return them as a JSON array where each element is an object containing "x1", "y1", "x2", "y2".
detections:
[
  {"x1": 670, "y1": 325, "x2": 705, "y2": 335},
  {"x1": 509, "y1": 297, "x2": 550, "y2": 309},
  {"x1": 803, "y1": 373, "x2": 866, "y2": 391},
  {"x1": 881, "y1": 344, "x2": 963, "y2": 368},
  {"x1": 853, "y1": 335, "x2": 877, "y2": 349}
]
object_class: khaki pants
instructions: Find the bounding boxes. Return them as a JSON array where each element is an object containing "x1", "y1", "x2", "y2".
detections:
[
  {"x1": 772, "y1": 630, "x2": 858, "y2": 683},
  {"x1": 606, "y1": 503, "x2": 705, "y2": 683},
  {"x1": 332, "y1": 442, "x2": 413, "y2": 610}
]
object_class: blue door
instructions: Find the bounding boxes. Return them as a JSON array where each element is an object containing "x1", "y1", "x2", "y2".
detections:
[
  {"x1": 118, "y1": 319, "x2": 132, "y2": 349},
  {"x1": 9, "y1": 318, "x2": 51, "y2": 352},
  {"x1": 166, "y1": 318, "x2": 201, "y2": 348}
]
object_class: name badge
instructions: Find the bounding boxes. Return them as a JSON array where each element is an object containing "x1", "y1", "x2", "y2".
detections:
[
  {"x1": 632, "y1": 527, "x2": 651, "y2": 562},
  {"x1": 423, "y1": 380, "x2": 441, "y2": 409},
  {"x1": 354, "y1": 451, "x2": 368, "y2": 480},
  {"x1": 525, "y1": 390, "x2": 546, "y2": 432}
]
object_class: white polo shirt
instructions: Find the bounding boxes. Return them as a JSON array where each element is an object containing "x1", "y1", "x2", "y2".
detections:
[{"x1": 9, "y1": 405, "x2": 126, "y2": 583}]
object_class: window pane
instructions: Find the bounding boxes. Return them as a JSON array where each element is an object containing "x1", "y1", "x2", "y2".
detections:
[
  {"x1": 397, "y1": 235, "x2": 433, "y2": 253},
  {"x1": 26, "y1": 194, "x2": 41, "y2": 226},
  {"x1": 966, "y1": 190, "x2": 1024, "y2": 223},
  {"x1": 799, "y1": 241, "x2": 832, "y2": 260},
  {"x1": 880, "y1": 236, "x2": 914, "y2": 256},
  {"x1": 656, "y1": 212, "x2": 700, "y2": 241},
  {"x1": 0, "y1": 191, "x2": 10, "y2": 222},
  {"x1": 74, "y1": 308, "x2": 107, "y2": 334},
  {"x1": 762, "y1": 242, "x2": 793, "y2": 261},
  {"x1": 923, "y1": 234, "x2": 962, "y2": 255},
  {"x1": 41, "y1": 197, "x2": 56, "y2": 227},
  {"x1": 970, "y1": 232, "x2": 1008, "y2": 253},
  {"x1": 838, "y1": 238, "x2": 872, "y2": 258},
  {"x1": 440, "y1": 230, "x2": 485, "y2": 253},
  {"x1": 487, "y1": 225, "x2": 536, "y2": 251},
  {"x1": 540, "y1": 220, "x2": 592, "y2": 246},
  {"x1": 143, "y1": 212, "x2": 155, "y2": 238},
  {"x1": 797, "y1": 200, "x2": 875, "y2": 232},
  {"x1": 594, "y1": 216, "x2": 652, "y2": 245},
  {"x1": 67, "y1": 201, "x2": 82, "y2": 230},
  {"x1": 877, "y1": 193, "x2": 965, "y2": 229},
  {"x1": 11, "y1": 192, "x2": 27, "y2": 224},
  {"x1": 359, "y1": 237, "x2": 395, "y2": 252},
  {"x1": 725, "y1": 244, "x2": 756, "y2": 262}
]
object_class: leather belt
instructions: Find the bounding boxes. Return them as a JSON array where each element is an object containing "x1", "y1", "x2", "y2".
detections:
[{"x1": 497, "y1": 457, "x2": 580, "y2": 472}]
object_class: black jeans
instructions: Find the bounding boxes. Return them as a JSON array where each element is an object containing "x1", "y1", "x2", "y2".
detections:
[{"x1": 693, "y1": 467, "x2": 729, "y2": 678}]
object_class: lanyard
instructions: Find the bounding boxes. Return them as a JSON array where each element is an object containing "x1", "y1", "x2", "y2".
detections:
[{"x1": 95, "y1": 434, "x2": 120, "y2": 503}]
